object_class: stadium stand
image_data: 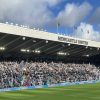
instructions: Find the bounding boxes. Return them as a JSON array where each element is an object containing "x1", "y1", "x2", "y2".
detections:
[
  {"x1": 0, "y1": 61, "x2": 100, "y2": 89},
  {"x1": 0, "y1": 23, "x2": 100, "y2": 90}
]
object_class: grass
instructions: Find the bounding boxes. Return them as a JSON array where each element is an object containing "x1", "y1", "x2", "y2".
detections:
[{"x1": 0, "y1": 83, "x2": 100, "y2": 100}]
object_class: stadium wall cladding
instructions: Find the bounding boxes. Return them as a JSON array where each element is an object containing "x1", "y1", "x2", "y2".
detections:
[{"x1": 0, "y1": 80, "x2": 100, "y2": 92}]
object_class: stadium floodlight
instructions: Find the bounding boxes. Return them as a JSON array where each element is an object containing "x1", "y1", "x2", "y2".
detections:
[
  {"x1": 32, "y1": 50, "x2": 35, "y2": 53},
  {"x1": 86, "y1": 54, "x2": 89, "y2": 57},
  {"x1": 35, "y1": 50, "x2": 41, "y2": 54},
  {"x1": 67, "y1": 53, "x2": 70, "y2": 55},
  {"x1": 68, "y1": 44, "x2": 71, "y2": 46},
  {"x1": 83, "y1": 54, "x2": 89, "y2": 57},
  {"x1": 86, "y1": 46, "x2": 88, "y2": 49},
  {"x1": 26, "y1": 49, "x2": 30, "y2": 52},
  {"x1": 97, "y1": 48, "x2": 100, "y2": 50},
  {"x1": 22, "y1": 37, "x2": 26, "y2": 40},
  {"x1": 46, "y1": 40, "x2": 48, "y2": 43},
  {"x1": 57, "y1": 52, "x2": 67, "y2": 56},
  {"x1": 33, "y1": 40, "x2": 36, "y2": 43},
  {"x1": 20, "y1": 49, "x2": 26, "y2": 52},
  {"x1": 21, "y1": 49, "x2": 30, "y2": 53},
  {"x1": 0, "y1": 47, "x2": 5, "y2": 51}
]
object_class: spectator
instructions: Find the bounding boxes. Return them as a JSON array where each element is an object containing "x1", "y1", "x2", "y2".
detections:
[{"x1": 0, "y1": 61, "x2": 100, "y2": 89}]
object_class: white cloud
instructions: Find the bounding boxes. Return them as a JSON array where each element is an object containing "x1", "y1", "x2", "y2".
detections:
[
  {"x1": 57, "y1": 2, "x2": 92, "y2": 27},
  {"x1": 73, "y1": 22, "x2": 100, "y2": 41},
  {"x1": 0, "y1": 0, "x2": 61, "y2": 27}
]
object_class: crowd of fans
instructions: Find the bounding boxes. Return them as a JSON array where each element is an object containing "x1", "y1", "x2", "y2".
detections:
[{"x1": 0, "y1": 61, "x2": 100, "y2": 89}]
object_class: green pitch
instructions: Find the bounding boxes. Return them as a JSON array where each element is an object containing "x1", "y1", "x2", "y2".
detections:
[{"x1": 0, "y1": 83, "x2": 100, "y2": 100}]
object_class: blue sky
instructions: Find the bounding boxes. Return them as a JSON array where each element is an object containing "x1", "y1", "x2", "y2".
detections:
[
  {"x1": 50, "y1": 0, "x2": 100, "y2": 17},
  {"x1": 0, "y1": 0, "x2": 100, "y2": 41},
  {"x1": 47, "y1": 0, "x2": 100, "y2": 38}
]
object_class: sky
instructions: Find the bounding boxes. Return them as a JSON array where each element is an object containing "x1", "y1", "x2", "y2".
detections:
[{"x1": 0, "y1": 0, "x2": 100, "y2": 41}]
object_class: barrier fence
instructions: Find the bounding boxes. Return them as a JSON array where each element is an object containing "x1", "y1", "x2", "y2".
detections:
[{"x1": 0, "y1": 80, "x2": 100, "y2": 92}]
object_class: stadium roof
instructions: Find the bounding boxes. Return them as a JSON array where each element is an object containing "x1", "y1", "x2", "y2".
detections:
[{"x1": 0, "y1": 23, "x2": 100, "y2": 62}]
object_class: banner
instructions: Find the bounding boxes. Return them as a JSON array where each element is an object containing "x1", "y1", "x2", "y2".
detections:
[{"x1": 0, "y1": 80, "x2": 100, "y2": 92}]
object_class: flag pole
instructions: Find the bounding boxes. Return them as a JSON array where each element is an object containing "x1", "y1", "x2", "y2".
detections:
[{"x1": 57, "y1": 22, "x2": 60, "y2": 34}]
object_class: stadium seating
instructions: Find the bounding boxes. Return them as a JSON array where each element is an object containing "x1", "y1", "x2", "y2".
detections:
[{"x1": 0, "y1": 61, "x2": 100, "y2": 89}]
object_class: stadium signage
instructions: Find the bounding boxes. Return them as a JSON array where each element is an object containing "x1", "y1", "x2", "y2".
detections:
[
  {"x1": 0, "y1": 80, "x2": 100, "y2": 92},
  {"x1": 58, "y1": 36, "x2": 88, "y2": 46}
]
